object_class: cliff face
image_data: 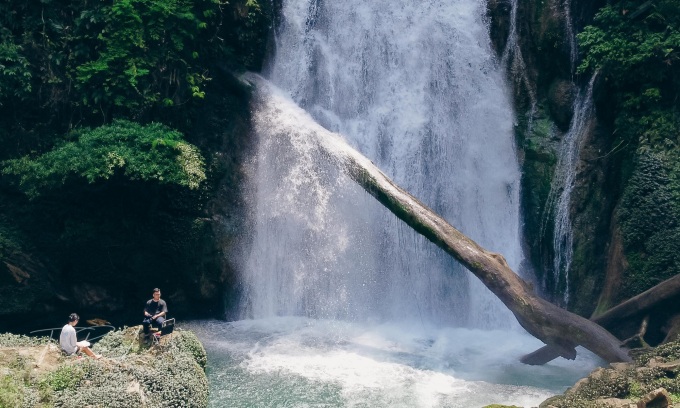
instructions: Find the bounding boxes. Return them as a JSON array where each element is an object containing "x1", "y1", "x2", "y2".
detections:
[
  {"x1": 488, "y1": 0, "x2": 612, "y2": 315},
  {"x1": 489, "y1": 0, "x2": 680, "y2": 319}
]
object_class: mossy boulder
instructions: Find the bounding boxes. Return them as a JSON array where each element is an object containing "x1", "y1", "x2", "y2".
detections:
[
  {"x1": 541, "y1": 340, "x2": 680, "y2": 407},
  {"x1": 0, "y1": 327, "x2": 208, "y2": 408},
  {"x1": 482, "y1": 405, "x2": 522, "y2": 408}
]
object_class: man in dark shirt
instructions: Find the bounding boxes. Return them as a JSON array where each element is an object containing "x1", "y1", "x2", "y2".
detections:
[{"x1": 142, "y1": 287, "x2": 168, "y2": 336}]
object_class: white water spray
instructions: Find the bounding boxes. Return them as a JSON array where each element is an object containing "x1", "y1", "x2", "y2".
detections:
[{"x1": 241, "y1": 0, "x2": 524, "y2": 329}]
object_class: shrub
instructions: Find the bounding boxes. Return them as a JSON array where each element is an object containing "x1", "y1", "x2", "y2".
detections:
[{"x1": 2, "y1": 120, "x2": 206, "y2": 198}]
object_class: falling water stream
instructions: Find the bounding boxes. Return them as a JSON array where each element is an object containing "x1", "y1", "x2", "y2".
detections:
[
  {"x1": 188, "y1": 0, "x2": 603, "y2": 406},
  {"x1": 543, "y1": 76, "x2": 597, "y2": 305}
]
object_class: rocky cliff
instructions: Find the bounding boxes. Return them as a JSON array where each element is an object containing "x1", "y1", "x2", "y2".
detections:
[{"x1": 489, "y1": 0, "x2": 680, "y2": 329}]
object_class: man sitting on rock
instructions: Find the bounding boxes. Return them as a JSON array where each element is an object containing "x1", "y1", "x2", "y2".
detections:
[
  {"x1": 142, "y1": 287, "x2": 167, "y2": 338},
  {"x1": 59, "y1": 313, "x2": 101, "y2": 359}
]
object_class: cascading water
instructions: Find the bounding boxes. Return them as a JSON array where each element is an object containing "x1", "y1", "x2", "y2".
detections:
[
  {"x1": 537, "y1": 0, "x2": 595, "y2": 304},
  {"x1": 502, "y1": 0, "x2": 537, "y2": 108},
  {"x1": 188, "y1": 1, "x2": 603, "y2": 406},
  {"x1": 562, "y1": 0, "x2": 578, "y2": 72},
  {"x1": 244, "y1": 0, "x2": 522, "y2": 329},
  {"x1": 543, "y1": 75, "x2": 597, "y2": 305}
]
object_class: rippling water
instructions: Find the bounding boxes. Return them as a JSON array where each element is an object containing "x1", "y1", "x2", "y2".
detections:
[{"x1": 185, "y1": 319, "x2": 602, "y2": 408}]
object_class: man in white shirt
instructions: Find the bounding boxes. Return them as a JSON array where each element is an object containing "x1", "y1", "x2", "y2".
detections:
[{"x1": 59, "y1": 313, "x2": 101, "y2": 359}]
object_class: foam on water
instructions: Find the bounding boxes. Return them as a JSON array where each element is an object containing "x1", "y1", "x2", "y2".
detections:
[
  {"x1": 219, "y1": 0, "x2": 604, "y2": 405},
  {"x1": 187, "y1": 319, "x2": 602, "y2": 408}
]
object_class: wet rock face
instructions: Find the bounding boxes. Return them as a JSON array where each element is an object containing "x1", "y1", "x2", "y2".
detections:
[
  {"x1": 548, "y1": 80, "x2": 577, "y2": 131},
  {"x1": 486, "y1": 0, "x2": 512, "y2": 55},
  {"x1": 485, "y1": 0, "x2": 625, "y2": 312}
]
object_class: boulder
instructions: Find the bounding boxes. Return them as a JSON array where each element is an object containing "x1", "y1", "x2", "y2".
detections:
[{"x1": 636, "y1": 388, "x2": 671, "y2": 408}]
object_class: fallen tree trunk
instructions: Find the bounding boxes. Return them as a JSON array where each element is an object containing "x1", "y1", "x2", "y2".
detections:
[
  {"x1": 522, "y1": 273, "x2": 680, "y2": 364},
  {"x1": 595, "y1": 274, "x2": 680, "y2": 329},
  {"x1": 248, "y1": 75, "x2": 631, "y2": 364},
  {"x1": 340, "y1": 144, "x2": 630, "y2": 363}
]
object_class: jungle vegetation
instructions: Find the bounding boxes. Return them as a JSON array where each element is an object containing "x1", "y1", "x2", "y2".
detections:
[
  {"x1": 0, "y1": 0, "x2": 272, "y2": 325},
  {"x1": 0, "y1": 0, "x2": 678, "y2": 333},
  {"x1": 577, "y1": 0, "x2": 680, "y2": 301}
]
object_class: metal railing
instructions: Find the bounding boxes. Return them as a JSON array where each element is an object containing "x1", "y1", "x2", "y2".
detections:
[{"x1": 30, "y1": 325, "x2": 116, "y2": 343}]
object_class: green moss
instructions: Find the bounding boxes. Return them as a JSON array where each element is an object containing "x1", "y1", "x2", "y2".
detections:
[
  {"x1": 40, "y1": 364, "x2": 84, "y2": 392},
  {"x1": 0, "y1": 374, "x2": 25, "y2": 408},
  {"x1": 483, "y1": 405, "x2": 522, "y2": 408},
  {"x1": 547, "y1": 340, "x2": 680, "y2": 407},
  {"x1": 617, "y1": 152, "x2": 680, "y2": 300},
  {"x1": 163, "y1": 330, "x2": 208, "y2": 369},
  {"x1": 0, "y1": 328, "x2": 208, "y2": 408},
  {"x1": 520, "y1": 111, "x2": 559, "y2": 286}
]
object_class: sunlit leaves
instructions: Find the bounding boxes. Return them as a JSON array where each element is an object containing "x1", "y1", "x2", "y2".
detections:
[
  {"x1": 74, "y1": 0, "x2": 216, "y2": 113},
  {"x1": 1, "y1": 120, "x2": 206, "y2": 197}
]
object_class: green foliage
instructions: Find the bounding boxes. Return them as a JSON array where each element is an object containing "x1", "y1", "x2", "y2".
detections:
[
  {"x1": 0, "y1": 0, "x2": 271, "y2": 139},
  {"x1": 577, "y1": 1, "x2": 680, "y2": 86},
  {"x1": 67, "y1": 329, "x2": 209, "y2": 408},
  {"x1": 0, "y1": 41, "x2": 31, "y2": 102},
  {"x1": 74, "y1": 0, "x2": 218, "y2": 112},
  {"x1": 164, "y1": 330, "x2": 208, "y2": 369},
  {"x1": 618, "y1": 153, "x2": 677, "y2": 247},
  {"x1": 91, "y1": 326, "x2": 140, "y2": 356},
  {"x1": 41, "y1": 364, "x2": 84, "y2": 392},
  {"x1": 577, "y1": 0, "x2": 680, "y2": 149},
  {"x1": 2, "y1": 120, "x2": 206, "y2": 198},
  {"x1": 231, "y1": 0, "x2": 272, "y2": 70},
  {"x1": 578, "y1": 1, "x2": 680, "y2": 299},
  {"x1": 617, "y1": 152, "x2": 680, "y2": 298},
  {"x1": 0, "y1": 328, "x2": 209, "y2": 408},
  {"x1": 0, "y1": 333, "x2": 52, "y2": 348},
  {"x1": 0, "y1": 374, "x2": 24, "y2": 408}
]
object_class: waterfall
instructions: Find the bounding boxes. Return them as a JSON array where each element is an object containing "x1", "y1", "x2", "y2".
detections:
[
  {"x1": 502, "y1": 0, "x2": 537, "y2": 108},
  {"x1": 542, "y1": 75, "x2": 597, "y2": 304},
  {"x1": 562, "y1": 0, "x2": 578, "y2": 73},
  {"x1": 239, "y1": 0, "x2": 524, "y2": 329}
]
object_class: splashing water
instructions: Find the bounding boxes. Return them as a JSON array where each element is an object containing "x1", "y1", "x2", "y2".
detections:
[
  {"x1": 187, "y1": 318, "x2": 602, "y2": 408},
  {"x1": 241, "y1": 0, "x2": 523, "y2": 329},
  {"x1": 207, "y1": 1, "x2": 604, "y2": 406}
]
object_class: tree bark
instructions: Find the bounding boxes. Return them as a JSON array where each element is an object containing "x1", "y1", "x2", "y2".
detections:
[
  {"x1": 249, "y1": 75, "x2": 631, "y2": 364},
  {"x1": 594, "y1": 274, "x2": 680, "y2": 329},
  {"x1": 339, "y1": 147, "x2": 630, "y2": 363},
  {"x1": 523, "y1": 273, "x2": 680, "y2": 364}
]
